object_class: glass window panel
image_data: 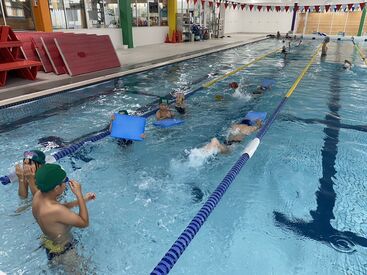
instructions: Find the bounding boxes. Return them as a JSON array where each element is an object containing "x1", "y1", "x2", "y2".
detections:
[
  {"x1": 131, "y1": 1, "x2": 137, "y2": 26},
  {"x1": 104, "y1": 0, "x2": 119, "y2": 28},
  {"x1": 85, "y1": 0, "x2": 105, "y2": 28},
  {"x1": 49, "y1": 0, "x2": 67, "y2": 29},
  {"x1": 159, "y1": 0, "x2": 167, "y2": 26},
  {"x1": 148, "y1": 0, "x2": 158, "y2": 26},
  {"x1": 64, "y1": 0, "x2": 87, "y2": 28},
  {"x1": 4, "y1": 0, "x2": 33, "y2": 18},
  {"x1": 136, "y1": 0, "x2": 147, "y2": 26}
]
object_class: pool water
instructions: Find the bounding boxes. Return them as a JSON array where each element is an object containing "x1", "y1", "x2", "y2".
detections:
[{"x1": 0, "y1": 39, "x2": 367, "y2": 274}]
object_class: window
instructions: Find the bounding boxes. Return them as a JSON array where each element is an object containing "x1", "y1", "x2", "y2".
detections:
[
  {"x1": 136, "y1": 0, "x2": 147, "y2": 26},
  {"x1": 4, "y1": 0, "x2": 32, "y2": 17},
  {"x1": 159, "y1": 0, "x2": 167, "y2": 26},
  {"x1": 104, "y1": 0, "x2": 119, "y2": 28},
  {"x1": 64, "y1": 0, "x2": 87, "y2": 28},
  {"x1": 148, "y1": 0, "x2": 158, "y2": 26},
  {"x1": 49, "y1": 0, "x2": 67, "y2": 29}
]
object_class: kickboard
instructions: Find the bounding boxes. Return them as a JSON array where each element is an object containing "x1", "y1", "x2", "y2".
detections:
[{"x1": 110, "y1": 114, "x2": 146, "y2": 141}]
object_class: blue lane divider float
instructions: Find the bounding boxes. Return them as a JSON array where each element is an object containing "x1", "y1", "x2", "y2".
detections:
[
  {"x1": 0, "y1": 85, "x2": 204, "y2": 186},
  {"x1": 150, "y1": 45, "x2": 322, "y2": 275}
]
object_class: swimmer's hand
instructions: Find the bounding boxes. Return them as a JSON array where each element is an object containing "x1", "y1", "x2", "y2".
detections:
[
  {"x1": 15, "y1": 164, "x2": 24, "y2": 177},
  {"x1": 111, "y1": 114, "x2": 116, "y2": 120},
  {"x1": 140, "y1": 133, "x2": 146, "y2": 139},
  {"x1": 85, "y1": 192, "x2": 96, "y2": 202},
  {"x1": 69, "y1": 180, "x2": 83, "y2": 198},
  {"x1": 23, "y1": 163, "x2": 36, "y2": 179}
]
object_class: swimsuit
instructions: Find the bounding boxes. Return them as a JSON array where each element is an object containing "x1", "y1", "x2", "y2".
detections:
[
  {"x1": 223, "y1": 140, "x2": 242, "y2": 146},
  {"x1": 41, "y1": 236, "x2": 77, "y2": 261},
  {"x1": 175, "y1": 106, "x2": 186, "y2": 114},
  {"x1": 118, "y1": 138, "x2": 133, "y2": 147}
]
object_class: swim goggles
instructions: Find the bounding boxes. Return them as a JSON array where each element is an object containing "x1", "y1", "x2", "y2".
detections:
[{"x1": 23, "y1": 151, "x2": 38, "y2": 159}]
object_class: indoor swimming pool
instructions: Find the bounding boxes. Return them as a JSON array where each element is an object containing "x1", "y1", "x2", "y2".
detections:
[{"x1": 0, "y1": 38, "x2": 367, "y2": 274}]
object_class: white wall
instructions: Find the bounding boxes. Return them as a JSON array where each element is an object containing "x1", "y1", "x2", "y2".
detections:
[
  {"x1": 58, "y1": 26, "x2": 169, "y2": 49},
  {"x1": 132, "y1": 26, "x2": 169, "y2": 47},
  {"x1": 224, "y1": 8, "x2": 293, "y2": 34}
]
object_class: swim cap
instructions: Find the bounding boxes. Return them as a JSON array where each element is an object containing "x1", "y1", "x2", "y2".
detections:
[
  {"x1": 23, "y1": 150, "x2": 46, "y2": 164},
  {"x1": 229, "y1": 82, "x2": 239, "y2": 89},
  {"x1": 36, "y1": 164, "x2": 67, "y2": 193},
  {"x1": 214, "y1": 95, "x2": 224, "y2": 101},
  {"x1": 159, "y1": 97, "x2": 169, "y2": 105},
  {"x1": 118, "y1": 109, "x2": 128, "y2": 115}
]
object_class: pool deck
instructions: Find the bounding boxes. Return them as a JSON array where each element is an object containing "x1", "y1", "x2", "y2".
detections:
[{"x1": 0, "y1": 33, "x2": 266, "y2": 108}]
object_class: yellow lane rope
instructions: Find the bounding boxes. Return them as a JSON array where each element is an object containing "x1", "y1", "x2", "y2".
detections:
[
  {"x1": 285, "y1": 44, "x2": 322, "y2": 98},
  {"x1": 202, "y1": 47, "x2": 281, "y2": 88},
  {"x1": 354, "y1": 43, "x2": 367, "y2": 66}
]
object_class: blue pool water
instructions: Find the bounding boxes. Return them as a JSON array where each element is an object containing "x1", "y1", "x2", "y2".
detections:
[{"x1": 1, "y1": 39, "x2": 367, "y2": 274}]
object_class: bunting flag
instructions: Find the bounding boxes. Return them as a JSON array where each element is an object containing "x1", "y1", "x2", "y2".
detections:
[
  {"x1": 216, "y1": 2, "x2": 220, "y2": 8},
  {"x1": 223, "y1": 2, "x2": 366, "y2": 13},
  {"x1": 201, "y1": 0, "x2": 205, "y2": 6},
  {"x1": 194, "y1": 0, "x2": 198, "y2": 5},
  {"x1": 208, "y1": 1, "x2": 213, "y2": 7}
]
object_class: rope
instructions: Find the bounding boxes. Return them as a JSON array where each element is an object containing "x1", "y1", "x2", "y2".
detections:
[
  {"x1": 202, "y1": 47, "x2": 281, "y2": 88},
  {"x1": 150, "y1": 44, "x2": 322, "y2": 275}
]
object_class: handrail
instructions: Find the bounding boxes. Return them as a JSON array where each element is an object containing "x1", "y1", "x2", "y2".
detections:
[
  {"x1": 202, "y1": 47, "x2": 281, "y2": 88},
  {"x1": 353, "y1": 42, "x2": 367, "y2": 66},
  {"x1": 150, "y1": 44, "x2": 322, "y2": 275}
]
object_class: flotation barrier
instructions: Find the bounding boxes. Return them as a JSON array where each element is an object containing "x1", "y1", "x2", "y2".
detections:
[
  {"x1": 110, "y1": 114, "x2": 146, "y2": 141},
  {"x1": 153, "y1": 119, "x2": 184, "y2": 128},
  {"x1": 241, "y1": 111, "x2": 267, "y2": 126}
]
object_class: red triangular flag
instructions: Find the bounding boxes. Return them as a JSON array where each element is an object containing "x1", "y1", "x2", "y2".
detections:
[
  {"x1": 194, "y1": 0, "x2": 198, "y2": 5},
  {"x1": 275, "y1": 6, "x2": 280, "y2": 12},
  {"x1": 266, "y1": 6, "x2": 271, "y2": 12},
  {"x1": 325, "y1": 5, "x2": 331, "y2": 12},
  {"x1": 216, "y1": 2, "x2": 220, "y2": 8},
  {"x1": 347, "y1": 4, "x2": 353, "y2": 10},
  {"x1": 257, "y1": 5, "x2": 262, "y2": 11},
  {"x1": 336, "y1": 4, "x2": 342, "y2": 11},
  {"x1": 314, "y1": 5, "x2": 320, "y2": 12},
  {"x1": 304, "y1": 6, "x2": 309, "y2": 12},
  {"x1": 241, "y1": 3, "x2": 245, "y2": 10},
  {"x1": 249, "y1": 4, "x2": 254, "y2": 11},
  {"x1": 224, "y1": 2, "x2": 228, "y2": 9},
  {"x1": 294, "y1": 5, "x2": 299, "y2": 12},
  {"x1": 209, "y1": 1, "x2": 213, "y2": 7},
  {"x1": 285, "y1": 6, "x2": 289, "y2": 12},
  {"x1": 201, "y1": 0, "x2": 205, "y2": 6},
  {"x1": 232, "y1": 3, "x2": 237, "y2": 9},
  {"x1": 361, "y1": 3, "x2": 366, "y2": 10}
]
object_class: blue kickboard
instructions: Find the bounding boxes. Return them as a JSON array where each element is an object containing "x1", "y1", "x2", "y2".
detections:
[
  {"x1": 261, "y1": 79, "x2": 276, "y2": 88},
  {"x1": 241, "y1": 111, "x2": 267, "y2": 126},
  {"x1": 110, "y1": 114, "x2": 146, "y2": 141},
  {"x1": 153, "y1": 119, "x2": 184, "y2": 128}
]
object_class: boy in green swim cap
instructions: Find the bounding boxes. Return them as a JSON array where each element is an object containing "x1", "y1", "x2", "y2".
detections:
[
  {"x1": 32, "y1": 164, "x2": 96, "y2": 262},
  {"x1": 156, "y1": 97, "x2": 174, "y2": 120},
  {"x1": 15, "y1": 150, "x2": 46, "y2": 198}
]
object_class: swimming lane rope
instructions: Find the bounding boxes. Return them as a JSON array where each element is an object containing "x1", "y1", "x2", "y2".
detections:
[
  {"x1": 0, "y1": 46, "x2": 284, "y2": 185},
  {"x1": 353, "y1": 42, "x2": 367, "y2": 66},
  {"x1": 202, "y1": 47, "x2": 281, "y2": 88},
  {"x1": 150, "y1": 44, "x2": 322, "y2": 275}
]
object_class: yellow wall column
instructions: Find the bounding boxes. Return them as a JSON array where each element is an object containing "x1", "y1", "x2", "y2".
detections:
[
  {"x1": 31, "y1": 0, "x2": 52, "y2": 32},
  {"x1": 168, "y1": 0, "x2": 177, "y2": 38}
]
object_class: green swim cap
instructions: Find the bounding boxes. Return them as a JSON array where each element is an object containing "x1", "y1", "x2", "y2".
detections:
[
  {"x1": 118, "y1": 109, "x2": 128, "y2": 115},
  {"x1": 36, "y1": 164, "x2": 67, "y2": 193},
  {"x1": 23, "y1": 150, "x2": 46, "y2": 164},
  {"x1": 159, "y1": 97, "x2": 169, "y2": 105}
]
